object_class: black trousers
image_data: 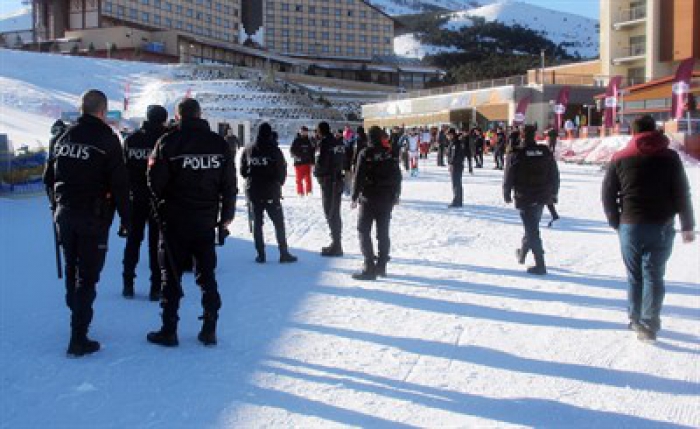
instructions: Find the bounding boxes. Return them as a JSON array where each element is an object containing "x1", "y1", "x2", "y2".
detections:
[
  {"x1": 451, "y1": 164, "x2": 464, "y2": 206},
  {"x1": 475, "y1": 148, "x2": 484, "y2": 167},
  {"x1": 437, "y1": 146, "x2": 446, "y2": 166},
  {"x1": 547, "y1": 203, "x2": 559, "y2": 219},
  {"x1": 519, "y1": 203, "x2": 545, "y2": 256},
  {"x1": 55, "y1": 206, "x2": 110, "y2": 334},
  {"x1": 122, "y1": 197, "x2": 160, "y2": 288},
  {"x1": 251, "y1": 198, "x2": 288, "y2": 254},
  {"x1": 358, "y1": 200, "x2": 393, "y2": 262},
  {"x1": 320, "y1": 176, "x2": 343, "y2": 243},
  {"x1": 159, "y1": 226, "x2": 220, "y2": 331},
  {"x1": 494, "y1": 149, "x2": 505, "y2": 169}
]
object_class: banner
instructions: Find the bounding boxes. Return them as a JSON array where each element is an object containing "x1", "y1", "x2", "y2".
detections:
[
  {"x1": 603, "y1": 76, "x2": 623, "y2": 128},
  {"x1": 671, "y1": 58, "x2": 695, "y2": 120},
  {"x1": 554, "y1": 86, "x2": 571, "y2": 131},
  {"x1": 513, "y1": 96, "x2": 531, "y2": 126}
]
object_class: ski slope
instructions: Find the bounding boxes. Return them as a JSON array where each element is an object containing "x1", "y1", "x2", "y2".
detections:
[{"x1": 1, "y1": 152, "x2": 698, "y2": 428}]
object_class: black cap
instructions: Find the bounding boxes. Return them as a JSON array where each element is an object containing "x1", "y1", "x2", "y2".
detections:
[
  {"x1": 300, "y1": 126, "x2": 309, "y2": 132},
  {"x1": 146, "y1": 105, "x2": 168, "y2": 124}
]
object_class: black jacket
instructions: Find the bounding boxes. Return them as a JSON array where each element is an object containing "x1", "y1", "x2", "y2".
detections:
[
  {"x1": 503, "y1": 141, "x2": 560, "y2": 209},
  {"x1": 352, "y1": 144, "x2": 402, "y2": 206},
  {"x1": 240, "y1": 137, "x2": 287, "y2": 201},
  {"x1": 352, "y1": 134, "x2": 368, "y2": 171},
  {"x1": 43, "y1": 114, "x2": 131, "y2": 225},
  {"x1": 602, "y1": 131, "x2": 695, "y2": 231},
  {"x1": 290, "y1": 135, "x2": 315, "y2": 166},
  {"x1": 314, "y1": 134, "x2": 344, "y2": 179},
  {"x1": 448, "y1": 137, "x2": 466, "y2": 166},
  {"x1": 147, "y1": 118, "x2": 237, "y2": 231},
  {"x1": 124, "y1": 121, "x2": 168, "y2": 201}
]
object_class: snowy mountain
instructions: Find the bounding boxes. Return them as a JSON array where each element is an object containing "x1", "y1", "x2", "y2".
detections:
[
  {"x1": 395, "y1": 0, "x2": 598, "y2": 59},
  {"x1": 0, "y1": 6, "x2": 31, "y2": 32},
  {"x1": 366, "y1": 0, "x2": 482, "y2": 16}
]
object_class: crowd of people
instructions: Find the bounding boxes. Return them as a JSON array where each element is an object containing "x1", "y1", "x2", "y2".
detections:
[{"x1": 43, "y1": 89, "x2": 695, "y2": 357}]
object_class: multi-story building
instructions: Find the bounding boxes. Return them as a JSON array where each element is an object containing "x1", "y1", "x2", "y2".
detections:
[{"x1": 600, "y1": 0, "x2": 700, "y2": 85}]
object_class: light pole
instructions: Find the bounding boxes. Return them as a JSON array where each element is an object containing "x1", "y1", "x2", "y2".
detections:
[{"x1": 540, "y1": 49, "x2": 546, "y2": 85}]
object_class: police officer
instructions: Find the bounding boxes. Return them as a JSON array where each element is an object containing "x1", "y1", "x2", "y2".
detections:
[
  {"x1": 43, "y1": 89, "x2": 131, "y2": 357},
  {"x1": 503, "y1": 125, "x2": 560, "y2": 275},
  {"x1": 121, "y1": 105, "x2": 169, "y2": 301},
  {"x1": 437, "y1": 125, "x2": 448, "y2": 167},
  {"x1": 314, "y1": 121, "x2": 345, "y2": 257},
  {"x1": 493, "y1": 127, "x2": 506, "y2": 170},
  {"x1": 240, "y1": 122, "x2": 298, "y2": 264},
  {"x1": 447, "y1": 128, "x2": 466, "y2": 208},
  {"x1": 351, "y1": 126, "x2": 402, "y2": 280},
  {"x1": 472, "y1": 128, "x2": 485, "y2": 168},
  {"x1": 147, "y1": 98, "x2": 237, "y2": 347}
]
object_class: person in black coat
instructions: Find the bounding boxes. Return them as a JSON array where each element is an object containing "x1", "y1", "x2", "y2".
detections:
[
  {"x1": 290, "y1": 126, "x2": 315, "y2": 196},
  {"x1": 493, "y1": 127, "x2": 506, "y2": 170},
  {"x1": 460, "y1": 128, "x2": 474, "y2": 174},
  {"x1": 146, "y1": 98, "x2": 238, "y2": 347},
  {"x1": 43, "y1": 90, "x2": 132, "y2": 357},
  {"x1": 503, "y1": 125, "x2": 560, "y2": 275},
  {"x1": 240, "y1": 123, "x2": 298, "y2": 264},
  {"x1": 314, "y1": 121, "x2": 345, "y2": 257},
  {"x1": 351, "y1": 126, "x2": 402, "y2": 280},
  {"x1": 472, "y1": 128, "x2": 485, "y2": 168},
  {"x1": 447, "y1": 128, "x2": 466, "y2": 208}
]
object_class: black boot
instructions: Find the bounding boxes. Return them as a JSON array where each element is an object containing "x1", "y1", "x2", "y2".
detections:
[
  {"x1": 66, "y1": 330, "x2": 100, "y2": 357},
  {"x1": 122, "y1": 276, "x2": 135, "y2": 299},
  {"x1": 352, "y1": 259, "x2": 377, "y2": 281},
  {"x1": 279, "y1": 249, "x2": 298, "y2": 263},
  {"x1": 376, "y1": 257, "x2": 389, "y2": 278},
  {"x1": 321, "y1": 242, "x2": 343, "y2": 257},
  {"x1": 527, "y1": 253, "x2": 547, "y2": 275},
  {"x1": 516, "y1": 247, "x2": 529, "y2": 265},
  {"x1": 255, "y1": 252, "x2": 266, "y2": 264},
  {"x1": 197, "y1": 314, "x2": 218, "y2": 346},
  {"x1": 147, "y1": 317, "x2": 179, "y2": 347}
]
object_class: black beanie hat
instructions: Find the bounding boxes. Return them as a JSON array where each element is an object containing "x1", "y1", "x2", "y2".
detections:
[{"x1": 146, "y1": 105, "x2": 168, "y2": 124}]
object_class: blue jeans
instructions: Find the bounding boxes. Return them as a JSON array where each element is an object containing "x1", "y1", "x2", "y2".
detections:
[{"x1": 618, "y1": 223, "x2": 675, "y2": 331}]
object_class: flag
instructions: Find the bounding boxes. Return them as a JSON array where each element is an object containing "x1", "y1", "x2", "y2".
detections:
[
  {"x1": 603, "y1": 76, "x2": 623, "y2": 128},
  {"x1": 553, "y1": 86, "x2": 571, "y2": 131},
  {"x1": 671, "y1": 58, "x2": 695, "y2": 120},
  {"x1": 513, "y1": 96, "x2": 531, "y2": 126}
]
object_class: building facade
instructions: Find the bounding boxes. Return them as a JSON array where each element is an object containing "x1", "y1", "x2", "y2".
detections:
[{"x1": 600, "y1": 0, "x2": 700, "y2": 85}]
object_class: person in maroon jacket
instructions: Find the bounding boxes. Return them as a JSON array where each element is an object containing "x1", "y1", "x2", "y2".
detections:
[{"x1": 602, "y1": 115, "x2": 696, "y2": 342}]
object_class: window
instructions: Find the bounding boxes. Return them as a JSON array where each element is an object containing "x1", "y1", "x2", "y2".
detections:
[
  {"x1": 309, "y1": 31, "x2": 316, "y2": 38},
  {"x1": 281, "y1": 3, "x2": 289, "y2": 11},
  {"x1": 295, "y1": 4, "x2": 302, "y2": 12},
  {"x1": 346, "y1": 34, "x2": 354, "y2": 42},
  {"x1": 141, "y1": 0, "x2": 149, "y2": 5},
  {"x1": 295, "y1": 29, "x2": 303, "y2": 38},
  {"x1": 295, "y1": 17, "x2": 303, "y2": 25},
  {"x1": 129, "y1": 8, "x2": 137, "y2": 19},
  {"x1": 116, "y1": 5, "x2": 125, "y2": 16},
  {"x1": 153, "y1": 14, "x2": 161, "y2": 24},
  {"x1": 334, "y1": 33, "x2": 341, "y2": 41},
  {"x1": 141, "y1": 11, "x2": 149, "y2": 22},
  {"x1": 153, "y1": 0, "x2": 160, "y2": 8},
  {"x1": 104, "y1": 1, "x2": 112, "y2": 12},
  {"x1": 322, "y1": 31, "x2": 329, "y2": 39}
]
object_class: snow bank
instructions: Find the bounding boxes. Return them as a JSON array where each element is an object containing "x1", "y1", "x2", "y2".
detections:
[{"x1": 555, "y1": 135, "x2": 699, "y2": 166}]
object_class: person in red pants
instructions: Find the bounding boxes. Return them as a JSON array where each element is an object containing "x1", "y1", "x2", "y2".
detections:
[{"x1": 290, "y1": 126, "x2": 315, "y2": 196}]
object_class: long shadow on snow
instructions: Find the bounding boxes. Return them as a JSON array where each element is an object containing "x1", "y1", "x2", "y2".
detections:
[
  {"x1": 399, "y1": 199, "x2": 610, "y2": 235},
  {"x1": 392, "y1": 256, "x2": 700, "y2": 298},
  {"x1": 292, "y1": 322, "x2": 698, "y2": 397},
  {"x1": 262, "y1": 356, "x2": 691, "y2": 429}
]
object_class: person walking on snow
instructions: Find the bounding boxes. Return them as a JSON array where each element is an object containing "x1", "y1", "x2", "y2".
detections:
[
  {"x1": 290, "y1": 126, "x2": 315, "y2": 196},
  {"x1": 602, "y1": 115, "x2": 695, "y2": 342}
]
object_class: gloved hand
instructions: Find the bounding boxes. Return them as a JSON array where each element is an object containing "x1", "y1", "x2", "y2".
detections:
[
  {"x1": 117, "y1": 224, "x2": 129, "y2": 238},
  {"x1": 504, "y1": 195, "x2": 512, "y2": 204}
]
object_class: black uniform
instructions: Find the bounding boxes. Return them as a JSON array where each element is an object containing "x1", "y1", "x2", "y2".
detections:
[
  {"x1": 460, "y1": 133, "x2": 474, "y2": 174},
  {"x1": 352, "y1": 142, "x2": 402, "y2": 275},
  {"x1": 493, "y1": 131, "x2": 506, "y2": 170},
  {"x1": 122, "y1": 121, "x2": 167, "y2": 298},
  {"x1": 503, "y1": 140, "x2": 560, "y2": 272},
  {"x1": 448, "y1": 135, "x2": 466, "y2": 207},
  {"x1": 314, "y1": 134, "x2": 345, "y2": 250},
  {"x1": 240, "y1": 131, "x2": 294, "y2": 261},
  {"x1": 472, "y1": 132, "x2": 485, "y2": 168},
  {"x1": 290, "y1": 134, "x2": 315, "y2": 166},
  {"x1": 43, "y1": 114, "x2": 131, "y2": 351},
  {"x1": 437, "y1": 130, "x2": 447, "y2": 166},
  {"x1": 147, "y1": 117, "x2": 237, "y2": 339}
]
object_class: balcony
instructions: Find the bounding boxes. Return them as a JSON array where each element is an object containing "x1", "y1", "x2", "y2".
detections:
[
  {"x1": 613, "y1": 5, "x2": 647, "y2": 30},
  {"x1": 612, "y1": 42, "x2": 646, "y2": 65}
]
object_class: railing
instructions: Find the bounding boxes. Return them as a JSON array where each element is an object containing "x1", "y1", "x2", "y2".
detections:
[
  {"x1": 388, "y1": 75, "x2": 528, "y2": 101},
  {"x1": 616, "y1": 42, "x2": 646, "y2": 59},
  {"x1": 616, "y1": 5, "x2": 647, "y2": 24}
]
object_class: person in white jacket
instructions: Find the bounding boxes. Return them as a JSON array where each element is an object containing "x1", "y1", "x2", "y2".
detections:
[{"x1": 408, "y1": 129, "x2": 420, "y2": 177}]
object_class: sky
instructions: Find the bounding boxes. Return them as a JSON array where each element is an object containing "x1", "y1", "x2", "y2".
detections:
[{"x1": 1, "y1": 0, "x2": 601, "y2": 20}]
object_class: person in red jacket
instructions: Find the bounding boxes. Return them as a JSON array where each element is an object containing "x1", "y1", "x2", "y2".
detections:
[{"x1": 602, "y1": 115, "x2": 696, "y2": 342}]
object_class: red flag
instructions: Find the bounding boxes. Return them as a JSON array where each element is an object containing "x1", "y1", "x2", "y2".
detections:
[
  {"x1": 513, "y1": 96, "x2": 532, "y2": 126},
  {"x1": 671, "y1": 58, "x2": 695, "y2": 120},
  {"x1": 604, "y1": 76, "x2": 623, "y2": 128},
  {"x1": 553, "y1": 86, "x2": 571, "y2": 131}
]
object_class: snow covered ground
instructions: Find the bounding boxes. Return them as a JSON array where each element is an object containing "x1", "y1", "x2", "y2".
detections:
[{"x1": 1, "y1": 152, "x2": 698, "y2": 428}]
